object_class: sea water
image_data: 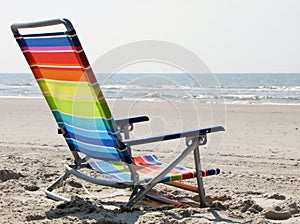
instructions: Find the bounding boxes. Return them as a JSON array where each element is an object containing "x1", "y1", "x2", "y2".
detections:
[{"x1": 0, "y1": 73, "x2": 299, "y2": 105}]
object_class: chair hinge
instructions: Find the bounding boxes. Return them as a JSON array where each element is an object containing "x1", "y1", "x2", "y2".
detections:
[{"x1": 185, "y1": 134, "x2": 207, "y2": 147}]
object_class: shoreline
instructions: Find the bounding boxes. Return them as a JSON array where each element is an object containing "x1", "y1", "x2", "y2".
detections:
[{"x1": 0, "y1": 95, "x2": 300, "y2": 106}]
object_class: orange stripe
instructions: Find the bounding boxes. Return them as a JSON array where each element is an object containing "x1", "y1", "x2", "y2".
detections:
[
  {"x1": 135, "y1": 166, "x2": 157, "y2": 175},
  {"x1": 31, "y1": 67, "x2": 97, "y2": 82},
  {"x1": 133, "y1": 155, "x2": 196, "y2": 181},
  {"x1": 167, "y1": 181, "x2": 198, "y2": 192}
]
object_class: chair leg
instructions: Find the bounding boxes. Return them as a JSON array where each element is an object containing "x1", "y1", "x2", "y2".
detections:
[
  {"x1": 44, "y1": 171, "x2": 71, "y2": 202},
  {"x1": 129, "y1": 185, "x2": 141, "y2": 199},
  {"x1": 124, "y1": 183, "x2": 156, "y2": 208},
  {"x1": 194, "y1": 146, "x2": 206, "y2": 207}
]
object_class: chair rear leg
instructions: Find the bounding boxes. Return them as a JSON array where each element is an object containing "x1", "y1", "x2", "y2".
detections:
[
  {"x1": 194, "y1": 146, "x2": 206, "y2": 207},
  {"x1": 45, "y1": 171, "x2": 71, "y2": 202}
]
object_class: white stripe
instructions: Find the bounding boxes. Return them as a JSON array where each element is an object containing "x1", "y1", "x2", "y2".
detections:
[
  {"x1": 36, "y1": 78, "x2": 98, "y2": 85},
  {"x1": 91, "y1": 162, "x2": 125, "y2": 182},
  {"x1": 16, "y1": 33, "x2": 77, "y2": 40},
  {"x1": 64, "y1": 122, "x2": 119, "y2": 135},
  {"x1": 30, "y1": 64, "x2": 90, "y2": 69},
  {"x1": 52, "y1": 109, "x2": 113, "y2": 121},
  {"x1": 22, "y1": 49, "x2": 84, "y2": 53},
  {"x1": 65, "y1": 137, "x2": 115, "y2": 150},
  {"x1": 43, "y1": 90, "x2": 104, "y2": 101}
]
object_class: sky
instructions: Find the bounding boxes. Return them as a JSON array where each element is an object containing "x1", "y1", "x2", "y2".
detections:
[{"x1": 2, "y1": 0, "x2": 300, "y2": 73}]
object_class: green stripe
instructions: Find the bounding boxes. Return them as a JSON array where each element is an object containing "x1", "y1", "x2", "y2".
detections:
[
  {"x1": 39, "y1": 79, "x2": 112, "y2": 118},
  {"x1": 44, "y1": 94, "x2": 111, "y2": 118},
  {"x1": 170, "y1": 173, "x2": 182, "y2": 181}
]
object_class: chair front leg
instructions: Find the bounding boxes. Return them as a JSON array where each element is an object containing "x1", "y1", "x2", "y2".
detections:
[{"x1": 186, "y1": 135, "x2": 207, "y2": 207}]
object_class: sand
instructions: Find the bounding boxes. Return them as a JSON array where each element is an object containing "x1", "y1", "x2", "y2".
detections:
[{"x1": 0, "y1": 97, "x2": 300, "y2": 223}]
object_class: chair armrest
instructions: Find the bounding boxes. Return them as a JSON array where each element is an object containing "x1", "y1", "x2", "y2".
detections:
[
  {"x1": 123, "y1": 126, "x2": 225, "y2": 146},
  {"x1": 115, "y1": 116, "x2": 149, "y2": 126}
]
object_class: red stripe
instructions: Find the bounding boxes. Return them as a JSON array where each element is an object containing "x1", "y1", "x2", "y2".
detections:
[
  {"x1": 135, "y1": 165, "x2": 161, "y2": 175},
  {"x1": 181, "y1": 171, "x2": 196, "y2": 179},
  {"x1": 204, "y1": 170, "x2": 209, "y2": 176},
  {"x1": 133, "y1": 156, "x2": 146, "y2": 165},
  {"x1": 133, "y1": 155, "x2": 196, "y2": 180},
  {"x1": 23, "y1": 51, "x2": 89, "y2": 67}
]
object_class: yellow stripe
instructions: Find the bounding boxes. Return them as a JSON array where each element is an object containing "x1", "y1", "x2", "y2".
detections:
[{"x1": 38, "y1": 79, "x2": 103, "y2": 99}]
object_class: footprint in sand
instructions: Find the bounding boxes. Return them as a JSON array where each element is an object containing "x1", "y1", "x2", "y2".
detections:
[{"x1": 0, "y1": 169, "x2": 25, "y2": 182}]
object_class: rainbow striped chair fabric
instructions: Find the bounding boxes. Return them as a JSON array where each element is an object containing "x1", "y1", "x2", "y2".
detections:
[{"x1": 11, "y1": 19, "x2": 225, "y2": 208}]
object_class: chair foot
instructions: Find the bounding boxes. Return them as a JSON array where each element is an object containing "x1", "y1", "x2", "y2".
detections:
[
  {"x1": 44, "y1": 171, "x2": 71, "y2": 202},
  {"x1": 120, "y1": 205, "x2": 133, "y2": 212}
]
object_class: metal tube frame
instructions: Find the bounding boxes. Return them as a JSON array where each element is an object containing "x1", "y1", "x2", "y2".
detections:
[
  {"x1": 194, "y1": 145, "x2": 206, "y2": 207},
  {"x1": 44, "y1": 163, "x2": 132, "y2": 203},
  {"x1": 45, "y1": 171, "x2": 71, "y2": 202},
  {"x1": 11, "y1": 18, "x2": 74, "y2": 35},
  {"x1": 11, "y1": 18, "x2": 224, "y2": 209},
  {"x1": 125, "y1": 135, "x2": 207, "y2": 208}
]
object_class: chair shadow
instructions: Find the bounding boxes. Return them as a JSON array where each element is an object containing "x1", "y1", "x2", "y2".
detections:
[
  {"x1": 161, "y1": 207, "x2": 244, "y2": 224},
  {"x1": 44, "y1": 196, "x2": 244, "y2": 223},
  {"x1": 208, "y1": 209, "x2": 245, "y2": 223},
  {"x1": 45, "y1": 197, "x2": 141, "y2": 223}
]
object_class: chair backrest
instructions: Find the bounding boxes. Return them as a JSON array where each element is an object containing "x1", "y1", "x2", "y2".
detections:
[{"x1": 12, "y1": 19, "x2": 132, "y2": 164}]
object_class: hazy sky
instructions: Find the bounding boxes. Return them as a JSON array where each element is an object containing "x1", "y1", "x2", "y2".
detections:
[{"x1": 2, "y1": 0, "x2": 300, "y2": 73}]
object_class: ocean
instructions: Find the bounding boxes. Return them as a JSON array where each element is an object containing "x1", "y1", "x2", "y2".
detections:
[{"x1": 0, "y1": 73, "x2": 299, "y2": 105}]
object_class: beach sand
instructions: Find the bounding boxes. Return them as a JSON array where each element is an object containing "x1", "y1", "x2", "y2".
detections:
[{"x1": 0, "y1": 97, "x2": 300, "y2": 223}]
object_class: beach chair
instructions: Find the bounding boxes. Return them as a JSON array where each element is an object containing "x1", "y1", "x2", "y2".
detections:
[{"x1": 11, "y1": 18, "x2": 225, "y2": 208}]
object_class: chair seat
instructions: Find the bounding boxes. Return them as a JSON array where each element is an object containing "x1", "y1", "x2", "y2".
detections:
[{"x1": 88, "y1": 155, "x2": 220, "y2": 184}]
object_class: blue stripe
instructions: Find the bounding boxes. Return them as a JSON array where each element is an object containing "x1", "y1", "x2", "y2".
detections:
[
  {"x1": 207, "y1": 168, "x2": 220, "y2": 175},
  {"x1": 89, "y1": 161, "x2": 131, "y2": 182},
  {"x1": 143, "y1": 155, "x2": 162, "y2": 165},
  {"x1": 66, "y1": 139, "x2": 121, "y2": 161},
  {"x1": 66, "y1": 125, "x2": 116, "y2": 140},
  {"x1": 67, "y1": 131, "x2": 116, "y2": 147},
  {"x1": 160, "y1": 176, "x2": 171, "y2": 183},
  {"x1": 18, "y1": 36, "x2": 72, "y2": 47},
  {"x1": 52, "y1": 111, "x2": 117, "y2": 133},
  {"x1": 16, "y1": 31, "x2": 81, "y2": 48}
]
